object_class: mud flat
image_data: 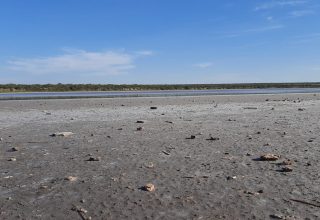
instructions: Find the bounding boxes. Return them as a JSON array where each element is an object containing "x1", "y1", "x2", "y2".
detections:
[{"x1": 0, "y1": 93, "x2": 320, "y2": 219}]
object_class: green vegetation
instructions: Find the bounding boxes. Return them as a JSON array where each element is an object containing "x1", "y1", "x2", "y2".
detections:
[{"x1": 1, "y1": 82, "x2": 320, "y2": 93}]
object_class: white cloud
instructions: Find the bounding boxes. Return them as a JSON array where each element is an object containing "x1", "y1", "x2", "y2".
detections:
[
  {"x1": 194, "y1": 62, "x2": 213, "y2": 68},
  {"x1": 5, "y1": 49, "x2": 151, "y2": 76},
  {"x1": 222, "y1": 25, "x2": 284, "y2": 38},
  {"x1": 289, "y1": 9, "x2": 314, "y2": 17},
  {"x1": 255, "y1": 0, "x2": 309, "y2": 11},
  {"x1": 135, "y1": 50, "x2": 154, "y2": 56}
]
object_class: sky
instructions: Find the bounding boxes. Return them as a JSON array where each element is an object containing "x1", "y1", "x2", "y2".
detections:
[{"x1": 0, "y1": 0, "x2": 319, "y2": 84}]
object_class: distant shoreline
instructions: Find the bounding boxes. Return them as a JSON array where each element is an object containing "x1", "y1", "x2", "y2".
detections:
[{"x1": 1, "y1": 82, "x2": 320, "y2": 93}]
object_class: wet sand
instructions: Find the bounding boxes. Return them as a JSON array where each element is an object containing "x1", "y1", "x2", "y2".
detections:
[{"x1": 0, "y1": 93, "x2": 320, "y2": 219}]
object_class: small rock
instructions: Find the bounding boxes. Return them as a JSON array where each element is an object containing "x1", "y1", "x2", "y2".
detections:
[
  {"x1": 207, "y1": 137, "x2": 219, "y2": 141},
  {"x1": 298, "y1": 108, "x2": 305, "y2": 111},
  {"x1": 280, "y1": 166, "x2": 293, "y2": 172},
  {"x1": 256, "y1": 131, "x2": 261, "y2": 134},
  {"x1": 87, "y1": 157, "x2": 100, "y2": 161},
  {"x1": 10, "y1": 147, "x2": 19, "y2": 152},
  {"x1": 165, "y1": 121, "x2": 173, "y2": 124},
  {"x1": 144, "y1": 162, "x2": 154, "y2": 168},
  {"x1": 136, "y1": 120, "x2": 144, "y2": 123},
  {"x1": 189, "y1": 135, "x2": 196, "y2": 139},
  {"x1": 260, "y1": 154, "x2": 280, "y2": 161},
  {"x1": 0, "y1": 138, "x2": 3, "y2": 141},
  {"x1": 137, "y1": 127, "x2": 143, "y2": 131},
  {"x1": 51, "y1": 132, "x2": 74, "y2": 137},
  {"x1": 65, "y1": 176, "x2": 78, "y2": 182},
  {"x1": 279, "y1": 160, "x2": 293, "y2": 166},
  {"x1": 8, "y1": 157, "x2": 16, "y2": 161},
  {"x1": 246, "y1": 153, "x2": 252, "y2": 156},
  {"x1": 270, "y1": 214, "x2": 284, "y2": 219},
  {"x1": 227, "y1": 176, "x2": 237, "y2": 180},
  {"x1": 142, "y1": 183, "x2": 155, "y2": 192},
  {"x1": 150, "y1": 107, "x2": 158, "y2": 110},
  {"x1": 257, "y1": 189, "x2": 264, "y2": 193}
]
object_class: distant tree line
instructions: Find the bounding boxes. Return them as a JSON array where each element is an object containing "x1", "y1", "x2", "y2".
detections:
[{"x1": 0, "y1": 82, "x2": 320, "y2": 92}]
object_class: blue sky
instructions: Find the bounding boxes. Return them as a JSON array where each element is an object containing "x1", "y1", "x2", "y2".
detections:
[{"x1": 0, "y1": 0, "x2": 319, "y2": 84}]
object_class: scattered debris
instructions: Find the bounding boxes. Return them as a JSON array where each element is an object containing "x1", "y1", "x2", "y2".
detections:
[
  {"x1": 243, "y1": 190, "x2": 260, "y2": 195},
  {"x1": 50, "y1": 132, "x2": 74, "y2": 137},
  {"x1": 150, "y1": 107, "x2": 158, "y2": 110},
  {"x1": 65, "y1": 176, "x2": 78, "y2": 182},
  {"x1": 3, "y1": 176, "x2": 13, "y2": 179},
  {"x1": 259, "y1": 154, "x2": 280, "y2": 161},
  {"x1": 71, "y1": 206, "x2": 91, "y2": 220},
  {"x1": 162, "y1": 151, "x2": 170, "y2": 155},
  {"x1": 86, "y1": 156, "x2": 101, "y2": 161},
  {"x1": 290, "y1": 198, "x2": 320, "y2": 208},
  {"x1": 142, "y1": 183, "x2": 155, "y2": 192}
]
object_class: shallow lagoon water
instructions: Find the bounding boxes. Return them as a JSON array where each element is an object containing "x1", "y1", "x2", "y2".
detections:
[{"x1": 1, "y1": 88, "x2": 320, "y2": 100}]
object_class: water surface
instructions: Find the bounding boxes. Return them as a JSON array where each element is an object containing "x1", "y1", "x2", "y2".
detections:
[{"x1": 1, "y1": 88, "x2": 320, "y2": 100}]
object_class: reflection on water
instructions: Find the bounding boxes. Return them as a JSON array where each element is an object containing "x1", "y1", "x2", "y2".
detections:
[{"x1": 1, "y1": 88, "x2": 320, "y2": 100}]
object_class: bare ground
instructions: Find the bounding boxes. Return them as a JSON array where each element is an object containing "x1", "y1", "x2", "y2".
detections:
[{"x1": 0, "y1": 94, "x2": 320, "y2": 220}]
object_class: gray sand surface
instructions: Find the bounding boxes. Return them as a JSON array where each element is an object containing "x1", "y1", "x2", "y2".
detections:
[{"x1": 0, "y1": 94, "x2": 320, "y2": 219}]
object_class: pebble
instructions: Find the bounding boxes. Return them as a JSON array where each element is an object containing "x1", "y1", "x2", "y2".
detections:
[
  {"x1": 8, "y1": 157, "x2": 16, "y2": 161},
  {"x1": 227, "y1": 176, "x2": 237, "y2": 180},
  {"x1": 143, "y1": 183, "x2": 155, "y2": 192},
  {"x1": 87, "y1": 156, "x2": 101, "y2": 161},
  {"x1": 281, "y1": 166, "x2": 293, "y2": 172},
  {"x1": 207, "y1": 137, "x2": 219, "y2": 141},
  {"x1": 10, "y1": 147, "x2": 19, "y2": 152},
  {"x1": 51, "y1": 132, "x2": 74, "y2": 137},
  {"x1": 65, "y1": 176, "x2": 78, "y2": 182},
  {"x1": 144, "y1": 162, "x2": 154, "y2": 168},
  {"x1": 260, "y1": 154, "x2": 280, "y2": 161}
]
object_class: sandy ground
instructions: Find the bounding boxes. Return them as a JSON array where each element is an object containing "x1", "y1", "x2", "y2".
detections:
[{"x1": 0, "y1": 93, "x2": 320, "y2": 220}]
